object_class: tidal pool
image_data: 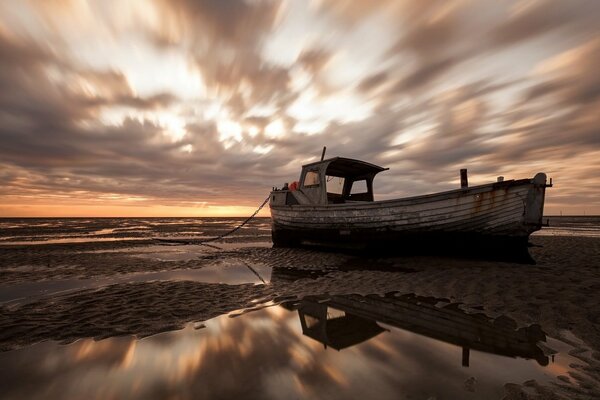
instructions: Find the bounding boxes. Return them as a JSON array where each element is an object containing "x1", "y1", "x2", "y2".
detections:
[
  {"x1": 0, "y1": 294, "x2": 579, "y2": 400},
  {"x1": 0, "y1": 262, "x2": 272, "y2": 305}
]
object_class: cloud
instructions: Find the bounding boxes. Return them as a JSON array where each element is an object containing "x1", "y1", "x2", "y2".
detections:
[
  {"x1": 357, "y1": 71, "x2": 389, "y2": 94},
  {"x1": 151, "y1": 0, "x2": 293, "y2": 117},
  {"x1": 297, "y1": 48, "x2": 333, "y2": 75},
  {"x1": 530, "y1": 38, "x2": 600, "y2": 106},
  {"x1": 0, "y1": 0, "x2": 599, "y2": 214},
  {"x1": 155, "y1": 0, "x2": 282, "y2": 47},
  {"x1": 487, "y1": 0, "x2": 600, "y2": 48}
]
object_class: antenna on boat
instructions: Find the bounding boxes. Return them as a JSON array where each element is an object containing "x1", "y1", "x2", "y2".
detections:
[{"x1": 320, "y1": 146, "x2": 327, "y2": 161}]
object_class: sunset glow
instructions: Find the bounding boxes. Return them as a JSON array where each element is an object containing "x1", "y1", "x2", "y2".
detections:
[{"x1": 1, "y1": 0, "x2": 599, "y2": 216}]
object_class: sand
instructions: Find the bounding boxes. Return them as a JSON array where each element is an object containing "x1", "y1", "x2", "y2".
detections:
[{"x1": 1, "y1": 234, "x2": 600, "y2": 399}]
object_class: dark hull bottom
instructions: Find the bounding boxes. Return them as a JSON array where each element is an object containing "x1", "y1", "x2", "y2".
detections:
[{"x1": 272, "y1": 226, "x2": 535, "y2": 263}]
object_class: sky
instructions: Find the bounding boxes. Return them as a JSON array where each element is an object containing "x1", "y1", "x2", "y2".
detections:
[{"x1": 0, "y1": 0, "x2": 599, "y2": 217}]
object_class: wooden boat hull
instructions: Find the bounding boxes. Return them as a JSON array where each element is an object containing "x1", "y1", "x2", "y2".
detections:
[{"x1": 270, "y1": 173, "x2": 549, "y2": 251}]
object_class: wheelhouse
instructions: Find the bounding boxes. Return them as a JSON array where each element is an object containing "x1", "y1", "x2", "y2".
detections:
[{"x1": 271, "y1": 157, "x2": 388, "y2": 206}]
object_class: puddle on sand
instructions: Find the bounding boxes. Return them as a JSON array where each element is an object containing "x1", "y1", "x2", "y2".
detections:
[
  {"x1": 0, "y1": 263, "x2": 272, "y2": 305},
  {"x1": 0, "y1": 295, "x2": 584, "y2": 400},
  {"x1": 126, "y1": 242, "x2": 272, "y2": 260},
  {"x1": 0, "y1": 237, "x2": 147, "y2": 245},
  {"x1": 533, "y1": 227, "x2": 600, "y2": 238}
]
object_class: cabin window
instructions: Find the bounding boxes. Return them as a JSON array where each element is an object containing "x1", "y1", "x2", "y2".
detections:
[
  {"x1": 303, "y1": 314, "x2": 320, "y2": 329},
  {"x1": 326, "y1": 176, "x2": 345, "y2": 195},
  {"x1": 351, "y1": 180, "x2": 368, "y2": 194},
  {"x1": 326, "y1": 307, "x2": 346, "y2": 320},
  {"x1": 304, "y1": 170, "x2": 320, "y2": 187}
]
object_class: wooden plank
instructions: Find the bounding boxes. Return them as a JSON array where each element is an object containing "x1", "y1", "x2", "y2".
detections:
[{"x1": 271, "y1": 197, "x2": 526, "y2": 229}]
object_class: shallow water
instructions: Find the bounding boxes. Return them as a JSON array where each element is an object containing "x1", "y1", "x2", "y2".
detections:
[
  {"x1": 3, "y1": 216, "x2": 599, "y2": 243},
  {"x1": 532, "y1": 216, "x2": 600, "y2": 238},
  {"x1": 1, "y1": 216, "x2": 599, "y2": 398},
  {"x1": 0, "y1": 299, "x2": 581, "y2": 400},
  {"x1": 0, "y1": 262, "x2": 272, "y2": 305},
  {"x1": 0, "y1": 217, "x2": 272, "y2": 245}
]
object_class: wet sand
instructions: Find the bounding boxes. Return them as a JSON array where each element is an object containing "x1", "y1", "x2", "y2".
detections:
[{"x1": 1, "y1": 218, "x2": 600, "y2": 399}]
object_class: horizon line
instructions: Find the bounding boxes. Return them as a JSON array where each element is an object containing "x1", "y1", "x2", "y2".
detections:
[{"x1": 1, "y1": 214, "x2": 598, "y2": 218}]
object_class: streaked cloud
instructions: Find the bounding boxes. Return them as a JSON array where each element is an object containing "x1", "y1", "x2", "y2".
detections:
[{"x1": 0, "y1": 0, "x2": 599, "y2": 216}]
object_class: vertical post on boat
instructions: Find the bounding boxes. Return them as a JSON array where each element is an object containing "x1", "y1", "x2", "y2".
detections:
[
  {"x1": 321, "y1": 146, "x2": 327, "y2": 161},
  {"x1": 460, "y1": 169, "x2": 468, "y2": 188}
]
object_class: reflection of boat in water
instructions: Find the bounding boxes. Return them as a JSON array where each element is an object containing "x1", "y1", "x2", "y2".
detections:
[
  {"x1": 294, "y1": 300, "x2": 388, "y2": 351},
  {"x1": 270, "y1": 154, "x2": 551, "y2": 252},
  {"x1": 282, "y1": 293, "x2": 548, "y2": 367}
]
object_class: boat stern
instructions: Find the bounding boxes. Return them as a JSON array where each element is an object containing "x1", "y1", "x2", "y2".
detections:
[{"x1": 523, "y1": 173, "x2": 551, "y2": 233}]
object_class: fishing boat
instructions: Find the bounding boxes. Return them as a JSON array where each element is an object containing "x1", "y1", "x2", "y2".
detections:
[{"x1": 269, "y1": 150, "x2": 551, "y2": 251}]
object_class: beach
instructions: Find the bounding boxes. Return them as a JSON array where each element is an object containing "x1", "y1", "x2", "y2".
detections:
[{"x1": 1, "y1": 217, "x2": 599, "y2": 399}]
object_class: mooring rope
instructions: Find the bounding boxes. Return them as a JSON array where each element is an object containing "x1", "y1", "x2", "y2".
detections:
[{"x1": 154, "y1": 195, "x2": 270, "y2": 246}]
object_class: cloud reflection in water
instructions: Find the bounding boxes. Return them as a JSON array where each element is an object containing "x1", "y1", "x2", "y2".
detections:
[{"x1": 0, "y1": 295, "x2": 578, "y2": 400}]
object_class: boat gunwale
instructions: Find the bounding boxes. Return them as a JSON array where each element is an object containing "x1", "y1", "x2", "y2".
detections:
[
  {"x1": 271, "y1": 178, "x2": 535, "y2": 211},
  {"x1": 272, "y1": 190, "x2": 526, "y2": 219}
]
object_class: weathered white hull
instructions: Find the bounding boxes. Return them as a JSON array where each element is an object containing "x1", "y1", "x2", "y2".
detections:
[{"x1": 270, "y1": 173, "x2": 549, "y2": 249}]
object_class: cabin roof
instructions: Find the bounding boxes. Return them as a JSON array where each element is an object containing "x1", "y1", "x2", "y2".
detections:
[{"x1": 302, "y1": 157, "x2": 388, "y2": 177}]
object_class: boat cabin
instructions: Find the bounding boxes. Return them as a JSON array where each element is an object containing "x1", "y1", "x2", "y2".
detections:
[{"x1": 272, "y1": 157, "x2": 388, "y2": 206}]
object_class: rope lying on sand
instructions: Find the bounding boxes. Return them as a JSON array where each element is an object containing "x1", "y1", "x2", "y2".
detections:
[{"x1": 154, "y1": 195, "x2": 270, "y2": 246}]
